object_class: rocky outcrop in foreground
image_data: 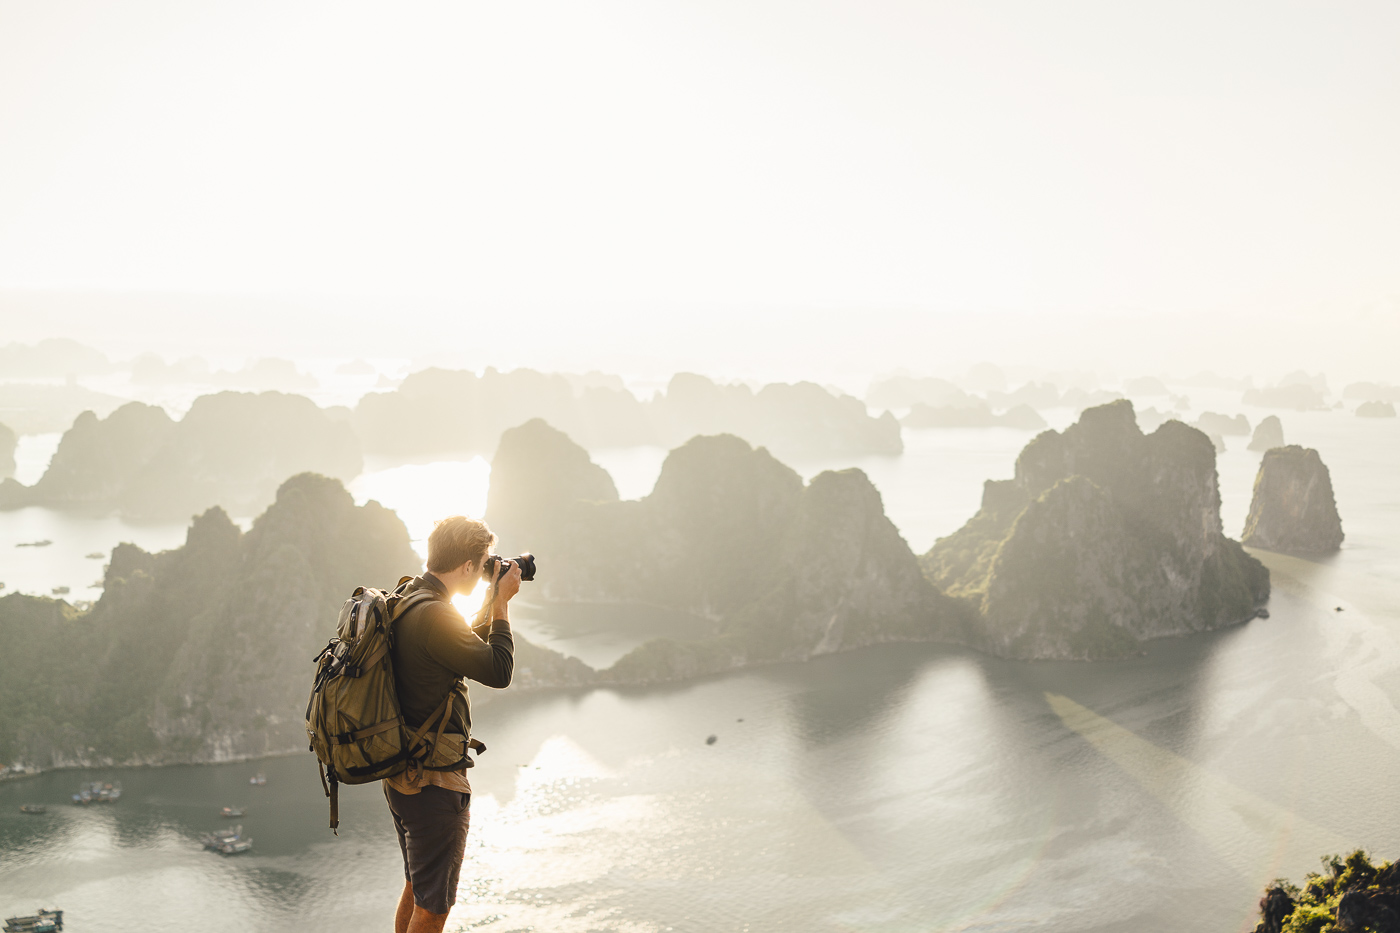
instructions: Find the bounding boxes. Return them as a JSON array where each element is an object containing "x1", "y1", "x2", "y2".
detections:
[
  {"x1": 1241, "y1": 446, "x2": 1344, "y2": 554},
  {"x1": 0, "y1": 392, "x2": 361, "y2": 520},
  {"x1": 1248, "y1": 415, "x2": 1285, "y2": 451},
  {"x1": 486, "y1": 423, "x2": 969, "y2": 682},
  {"x1": 922, "y1": 400, "x2": 1270, "y2": 660},
  {"x1": 1254, "y1": 850, "x2": 1399, "y2": 933}
]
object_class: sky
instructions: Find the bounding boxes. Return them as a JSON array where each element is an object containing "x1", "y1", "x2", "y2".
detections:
[{"x1": 0, "y1": 0, "x2": 1397, "y2": 379}]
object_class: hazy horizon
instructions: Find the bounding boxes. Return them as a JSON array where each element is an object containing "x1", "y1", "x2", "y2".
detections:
[{"x1": 2, "y1": 0, "x2": 1399, "y2": 387}]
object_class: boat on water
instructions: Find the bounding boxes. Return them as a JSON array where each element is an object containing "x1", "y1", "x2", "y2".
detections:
[
  {"x1": 3, "y1": 909, "x2": 63, "y2": 932},
  {"x1": 70, "y1": 781, "x2": 121, "y2": 805},
  {"x1": 249, "y1": 772, "x2": 266, "y2": 785},
  {"x1": 221, "y1": 806, "x2": 245, "y2": 818},
  {"x1": 215, "y1": 838, "x2": 253, "y2": 856},
  {"x1": 199, "y1": 825, "x2": 243, "y2": 850},
  {"x1": 18, "y1": 804, "x2": 47, "y2": 814}
]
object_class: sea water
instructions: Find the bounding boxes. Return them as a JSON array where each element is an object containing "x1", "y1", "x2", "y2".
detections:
[{"x1": 2, "y1": 394, "x2": 1399, "y2": 931}]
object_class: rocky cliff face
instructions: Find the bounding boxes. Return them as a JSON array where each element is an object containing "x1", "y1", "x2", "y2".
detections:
[
  {"x1": 2, "y1": 392, "x2": 361, "y2": 520},
  {"x1": 922, "y1": 400, "x2": 1270, "y2": 660},
  {"x1": 1241, "y1": 446, "x2": 1344, "y2": 554},
  {"x1": 1248, "y1": 415, "x2": 1285, "y2": 451},
  {"x1": 487, "y1": 427, "x2": 967, "y2": 682},
  {"x1": 0, "y1": 474, "x2": 417, "y2": 767},
  {"x1": 485, "y1": 418, "x2": 620, "y2": 558},
  {"x1": 0, "y1": 472, "x2": 593, "y2": 770}
]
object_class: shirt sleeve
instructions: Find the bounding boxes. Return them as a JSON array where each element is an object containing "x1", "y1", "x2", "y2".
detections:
[{"x1": 421, "y1": 601, "x2": 514, "y2": 688}]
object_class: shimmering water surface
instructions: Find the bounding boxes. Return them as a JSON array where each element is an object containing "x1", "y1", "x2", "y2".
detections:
[{"x1": 2, "y1": 393, "x2": 1399, "y2": 932}]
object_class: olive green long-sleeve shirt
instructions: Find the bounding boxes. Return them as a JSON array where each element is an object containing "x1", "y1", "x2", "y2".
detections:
[{"x1": 385, "y1": 572, "x2": 513, "y2": 794}]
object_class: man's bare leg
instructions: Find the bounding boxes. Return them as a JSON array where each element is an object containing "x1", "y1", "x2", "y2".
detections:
[
  {"x1": 395, "y1": 881, "x2": 415, "y2": 933},
  {"x1": 406, "y1": 905, "x2": 449, "y2": 933}
]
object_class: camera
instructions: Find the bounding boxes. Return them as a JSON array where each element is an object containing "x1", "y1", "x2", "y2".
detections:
[{"x1": 484, "y1": 552, "x2": 536, "y2": 582}]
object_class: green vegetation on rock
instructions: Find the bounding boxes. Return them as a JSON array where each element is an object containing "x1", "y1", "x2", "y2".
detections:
[{"x1": 1253, "y1": 850, "x2": 1399, "y2": 933}]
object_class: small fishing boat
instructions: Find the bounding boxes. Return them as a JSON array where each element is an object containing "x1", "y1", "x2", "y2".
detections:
[
  {"x1": 221, "y1": 806, "x2": 245, "y2": 818},
  {"x1": 15, "y1": 540, "x2": 52, "y2": 548},
  {"x1": 200, "y1": 825, "x2": 243, "y2": 849},
  {"x1": 216, "y1": 838, "x2": 253, "y2": 855},
  {"x1": 3, "y1": 909, "x2": 63, "y2": 932},
  {"x1": 50, "y1": 587, "x2": 69, "y2": 596},
  {"x1": 249, "y1": 772, "x2": 266, "y2": 785},
  {"x1": 85, "y1": 552, "x2": 104, "y2": 559},
  {"x1": 18, "y1": 804, "x2": 47, "y2": 814}
]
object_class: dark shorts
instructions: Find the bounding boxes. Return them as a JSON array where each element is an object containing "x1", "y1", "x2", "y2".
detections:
[{"x1": 383, "y1": 783, "x2": 471, "y2": 915}]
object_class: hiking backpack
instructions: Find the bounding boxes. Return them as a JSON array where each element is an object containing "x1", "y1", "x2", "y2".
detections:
[{"x1": 305, "y1": 577, "x2": 481, "y2": 833}]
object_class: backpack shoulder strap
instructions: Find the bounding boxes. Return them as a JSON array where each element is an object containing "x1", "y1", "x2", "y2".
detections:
[{"x1": 390, "y1": 588, "x2": 441, "y2": 624}]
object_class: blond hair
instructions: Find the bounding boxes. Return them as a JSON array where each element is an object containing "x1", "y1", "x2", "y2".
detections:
[{"x1": 426, "y1": 516, "x2": 497, "y2": 574}]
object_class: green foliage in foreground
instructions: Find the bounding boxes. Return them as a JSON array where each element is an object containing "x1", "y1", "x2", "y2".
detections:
[{"x1": 1255, "y1": 850, "x2": 1400, "y2": 933}]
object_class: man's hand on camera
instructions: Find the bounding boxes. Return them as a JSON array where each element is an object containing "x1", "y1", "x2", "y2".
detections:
[{"x1": 493, "y1": 560, "x2": 522, "y2": 618}]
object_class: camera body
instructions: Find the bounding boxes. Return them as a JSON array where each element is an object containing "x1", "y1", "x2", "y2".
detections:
[{"x1": 484, "y1": 552, "x2": 536, "y2": 582}]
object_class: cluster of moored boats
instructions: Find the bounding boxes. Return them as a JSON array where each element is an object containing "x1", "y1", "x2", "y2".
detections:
[
  {"x1": 2, "y1": 909, "x2": 62, "y2": 932},
  {"x1": 69, "y1": 781, "x2": 120, "y2": 805}
]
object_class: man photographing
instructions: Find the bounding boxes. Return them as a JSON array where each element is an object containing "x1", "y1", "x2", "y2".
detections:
[{"x1": 385, "y1": 515, "x2": 522, "y2": 933}]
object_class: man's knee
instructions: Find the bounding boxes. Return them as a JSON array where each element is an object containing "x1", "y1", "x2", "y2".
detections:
[{"x1": 407, "y1": 905, "x2": 449, "y2": 933}]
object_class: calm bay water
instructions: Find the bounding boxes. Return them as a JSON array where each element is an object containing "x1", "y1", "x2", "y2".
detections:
[{"x1": 2, "y1": 392, "x2": 1399, "y2": 931}]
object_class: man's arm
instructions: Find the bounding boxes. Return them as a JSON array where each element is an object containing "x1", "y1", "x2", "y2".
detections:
[
  {"x1": 424, "y1": 604, "x2": 514, "y2": 689},
  {"x1": 429, "y1": 562, "x2": 523, "y2": 689}
]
